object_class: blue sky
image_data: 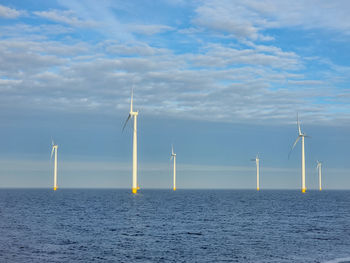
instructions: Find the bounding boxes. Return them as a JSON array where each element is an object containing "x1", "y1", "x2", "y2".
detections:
[{"x1": 0, "y1": 0, "x2": 350, "y2": 189}]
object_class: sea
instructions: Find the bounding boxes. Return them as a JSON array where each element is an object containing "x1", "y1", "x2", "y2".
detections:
[{"x1": 0, "y1": 189, "x2": 349, "y2": 263}]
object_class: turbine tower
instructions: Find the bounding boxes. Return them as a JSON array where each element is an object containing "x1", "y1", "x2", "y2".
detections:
[
  {"x1": 170, "y1": 145, "x2": 176, "y2": 191},
  {"x1": 316, "y1": 161, "x2": 322, "y2": 191},
  {"x1": 289, "y1": 114, "x2": 310, "y2": 193},
  {"x1": 251, "y1": 154, "x2": 260, "y2": 191},
  {"x1": 50, "y1": 140, "x2": 58, "y2": 191},
  {"x1": 123, "y1": 89, "x2": 139, "y2": 194}
]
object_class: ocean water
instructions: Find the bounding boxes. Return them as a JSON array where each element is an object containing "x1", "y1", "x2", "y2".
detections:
[{"x1": 0, "y1": 189, "x2": 349, "y2": 263}]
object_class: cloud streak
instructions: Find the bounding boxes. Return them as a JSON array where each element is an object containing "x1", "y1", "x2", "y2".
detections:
[
  {"x1": 0, "y1": 5, "x2": 24, "y2": 19},
  {"x1": 33, "y1": 9, "x2": 97, "y2": 27},
  {"x1": 0, "y1": 1, "x2": 349, "y2": 127},
  {"x1": 192, "y1": 0, "x2": 350, "y2": 39}
]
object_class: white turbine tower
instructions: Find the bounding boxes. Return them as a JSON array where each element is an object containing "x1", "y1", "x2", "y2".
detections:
[
  {"x1": 123, "y1": 89, "x2": 139, "y2": 194},
  {"x1": 316, "y1": 161, "x2": 322, "y2": 191},
  {"x1": 170, "y1": 145, "x2": 176, "y2": 191},
  {"x1": 251, "y1": 154, "x2": 260, "y2": 191},
  {"x1": 289, "y1": 114, "x2": 310, "y2": 193},
  {"x1": 50, "y1": 140, "x2": 58, "y2": 191}
]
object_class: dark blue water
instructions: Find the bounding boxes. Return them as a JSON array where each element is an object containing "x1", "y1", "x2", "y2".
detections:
[{"x1": 0, "y1": 189, "x2": 349, "y2": 262}]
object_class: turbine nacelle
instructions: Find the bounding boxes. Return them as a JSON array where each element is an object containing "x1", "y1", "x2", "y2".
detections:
[
  {"x1": 251, "y1": 154, "x2": 259, "y2": 164},
  {"x1": 50, "y1": 140, "x2": 58, "y2": 160},
  {"x1": 51, "y1": 139, "x2": 58, "y2": 147},
  {"x1": 297, "y1": 115, "x2": 309, "y2": 137},
  {"x1": 129, "y1": 87, "x2": 138, "y2": 115},
  {"x1": 289, "y1": 114, "x2": 310, "y2": 159},
  {"x1": 171, "y1": 145, "x2": 176, "y2": 158},
  {"x1": 122, "y1": 90, "x2": 138, "y2": 132}
]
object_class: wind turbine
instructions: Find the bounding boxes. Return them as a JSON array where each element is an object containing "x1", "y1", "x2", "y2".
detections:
[
  {"x1": 316, "y1": 161, "x2": 322, "y2": 191},
  {"x1": 251, "y1": 154, "x2": 260, "y2": 191},
  {"x1": 123, "y1": 89, "x2": 139, "y2": 194},
  {"x1": 50, "y1": 140, "x2": 58, "y2": 191},
  {"x1": 289, "y1": 114, "x2": 310, "y2": 193},
  {"x1": 170, "y1": 145, "x2": 176, "y2": 191}
]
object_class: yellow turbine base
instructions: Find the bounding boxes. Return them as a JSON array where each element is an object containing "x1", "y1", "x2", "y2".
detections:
[
  {"x1": 53, "y1": 187, "x2": 57, "y2": 191},
  {"x1": 302, "y1": 188, "x2": 306, "y2": 193},
  {"x1": 319, "y1": 188, "x2": 322, "y2": 191},
  {"x1": 173, "y1": 187, "x2": 176, "y2": 191},
  {"x1": 257, "y1": 187, "x2": 260, "y2": 191},
  {"x1": 132, "y1": 188, "x2": 137, "y2": 194}
]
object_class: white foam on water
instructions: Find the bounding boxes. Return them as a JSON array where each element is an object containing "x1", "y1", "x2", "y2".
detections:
[{"x1": 323, "y1": 257, "x2": 350, "y2": 263}]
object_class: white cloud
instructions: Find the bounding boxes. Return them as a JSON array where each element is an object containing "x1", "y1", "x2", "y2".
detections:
[
  {"x1": 105, "y1": 41, "x2": 170, "y2": 56},
  {"x1": 188, "y1": 43, "x2": 301, "y2": 70},
  {"x1": 192, "y1": 0, "x2": 350, "y2": 39},
  {"x1": 33, "y1": 9, "x2": 97, "y2": 27},
  {"x1": 0, "y1": 24, "x2": 74, "y2": 38},
  {"x1": 0, "y1": 2, "x2": 349, "y2": 126},
  {"x1": 193, "y1": 1, "x2": 260, "y2": 39},
  {"x1": 0, "y1": 5, "x2": 23, "y2": 19},
  {"x1": 127, "y1": 24, "x2": 174, "y2": 36},
  {"x1": 0, "y1": 35, "x2": 348, "y2": 125}
]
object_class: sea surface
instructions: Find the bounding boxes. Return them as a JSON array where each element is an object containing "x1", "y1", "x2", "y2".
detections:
[{"x1": 0, "y1": 189, "x2": 349, "y2": 263}]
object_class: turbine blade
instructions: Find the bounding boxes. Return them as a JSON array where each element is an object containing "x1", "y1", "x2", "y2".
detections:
[
  {"x1": 297, "y1": 113, "x2": 302, "y2": 135},
  {"x1": 171, "y1": 144, "x2": 174, "y2": 155},
  {"x1": 122, "y1": 114, "x2": 131, "y2": 132},
  {"x1": 170, "y1": 155, "x2": 173, "y2": 160},
  {"x1": 130, "y1": 88, "x2": 134, "y2": 112},
  {"x1": 50, "y1": 147, "x2": 54, "y2": 160},
  {"x1": 288, "y1": 136, "x2": 300, "y2": 159}
]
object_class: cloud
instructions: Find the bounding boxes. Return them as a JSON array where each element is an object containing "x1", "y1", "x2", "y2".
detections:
[
  {"x1": 192, "y1": 0, "x2": 350, "y2": 39},
  {"x1": 0, "y1": 5, "x2": 23, "y2": 19},
  {"x1": 105, "y1": 41, "x2": 169, "y2": 56},
  {"x1": 127, "y1": 24, "x2": 174, "y2": 36},
  {"x1": 246, "y1": 0, "x2": 350, "y2": 33},
  {"x1": 0, "y1": 24, "x2": 74, "y2": 39},
  {"x1": 0, "y1": 2, "x2": 349, "y2": 126},
  {"x1": 193, "y1": 1, "x2": 260, "y2": 39},
  {"x1": 33, "y1": 9, "x2": 97, "y2": 27},
  {"x1": 0, "y1": 33, "x2": 348, "y2": 125},
  {"x1": 188, "y1": 43, "x2": 301, "y2": 70}
]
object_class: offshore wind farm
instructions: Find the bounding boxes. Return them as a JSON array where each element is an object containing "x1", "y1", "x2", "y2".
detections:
[
  {"x1": 1, "y1": 1, "x2": 350, "y2": 262},
  {"x1": 45, "y1": 91, "x2": 324, "y2": 193}
]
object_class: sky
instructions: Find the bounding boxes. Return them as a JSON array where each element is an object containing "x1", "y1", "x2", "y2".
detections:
[{"x1": 0, "y1": 0, "x2": 350, "y2": 189}]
